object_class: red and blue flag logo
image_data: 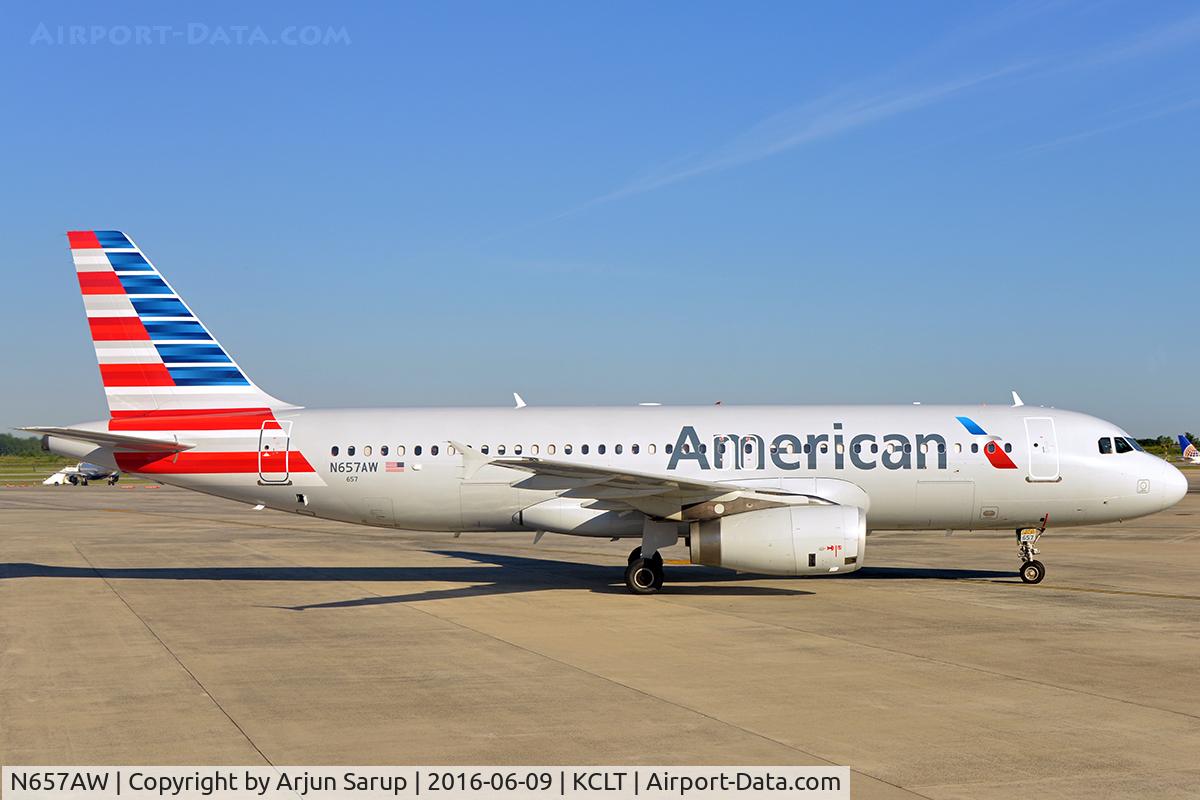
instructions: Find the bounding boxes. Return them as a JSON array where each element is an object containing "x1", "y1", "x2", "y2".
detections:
[{"x1": 956, "y1": 416, "x2": 1018, "y2": 469}]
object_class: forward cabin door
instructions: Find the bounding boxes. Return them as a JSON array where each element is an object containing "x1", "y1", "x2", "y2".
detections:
[
  {"x1": 258, "y1": 420, "x2": 291, "y2": 484},
  {"x1": 1024, "y1": 417, "x2": 1060, "y2": 482}
]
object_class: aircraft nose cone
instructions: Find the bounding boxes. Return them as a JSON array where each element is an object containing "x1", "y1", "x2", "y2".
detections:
[{"x1": 1161, "y1": 464, "x2": 1189, "y2": 510}]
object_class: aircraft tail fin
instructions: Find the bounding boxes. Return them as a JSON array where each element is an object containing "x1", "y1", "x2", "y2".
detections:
[
  {"x1": 1179, "y1": 435, "x2": 1198, "y2": 461},
  {"x1": 67, "y1": 230, "x2": 297, "y2": 417}
]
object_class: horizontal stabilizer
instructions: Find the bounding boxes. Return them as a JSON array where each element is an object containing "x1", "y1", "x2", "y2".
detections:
[{"x1": 19, "y1": 426, "x2": 194, "y2": 452}]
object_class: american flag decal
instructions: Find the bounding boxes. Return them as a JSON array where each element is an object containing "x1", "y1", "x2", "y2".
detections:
[{"x1": 385, "y1": 461, "x2": 405, "y2": 472}]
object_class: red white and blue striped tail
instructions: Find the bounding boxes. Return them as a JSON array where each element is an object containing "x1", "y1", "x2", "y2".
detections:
[{"x1": 68, "y1": 230, "x2": 296, "y2": 416}]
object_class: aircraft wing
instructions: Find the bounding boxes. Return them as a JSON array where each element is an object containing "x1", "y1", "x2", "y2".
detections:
[
  {"x1": 19, "y1": 426, "x2": 195, "y2": 453},
  {"x1": 455, "y1": 443, "x2": 831, "y2": 520}
]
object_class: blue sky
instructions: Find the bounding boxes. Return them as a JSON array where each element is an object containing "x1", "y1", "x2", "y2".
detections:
[{"x1": 1, "y1": 1, "x2": 1197, "y2": 435}]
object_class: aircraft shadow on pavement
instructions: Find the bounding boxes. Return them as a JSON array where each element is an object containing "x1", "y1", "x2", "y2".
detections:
[
  {"x1": 851, "y1": 566, "x2": 1017, "y2": 580},
  {"x1": 0, "y1": 550, "x2": 813, "y2": 608}
]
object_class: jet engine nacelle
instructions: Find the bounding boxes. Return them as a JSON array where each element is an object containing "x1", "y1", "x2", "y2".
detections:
[
  {"x1": 515, "y1": 497, "x2": 647, "y2": 537},
  {"x1": 690, "y1": 505, "x2": 866, "y2": 575}
]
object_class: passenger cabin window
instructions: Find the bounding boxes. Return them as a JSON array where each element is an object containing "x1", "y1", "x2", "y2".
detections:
[
  {"x1": 480, "y1": 445, "x2": 489, "y2": 454},
  {"x1": 598, "y1": 444, "x2": 606, "y2": 455},
  {"x1": 397, "y1": 445, "x2": 406, "y2": 456},
  {"x1": 1114, "y1": 437, "x2": 1134, "y2": 454},
  {"x1": 632, "y1": 444, "x2": 639, "y2": 454},
  {"x1": 348, "y1": 446, "x2": 356, "y2": 456},
  {"x1": 971, "y1": 443, "x2": 979, "y2": 453},
  {"x1": 497, "y1": 445, "x2": 506, "y2": 455},
  {"x1": 615, "y1": 444, "x2": 623, "y2": 454},
  {"x1": 431, "y1": 445, "x2": 439, "y2": 456},
  {"x1": 364, "y1": 446, "x2": 372, "y2": 457},
  {"x1": 665, "y1": 444, "x2": 673, "y2": 454},
  {"x1": 1004, "y1": 443, "x2": 1012, "y2": 453},
  {"x1": 648, "y1": 444, "x2": 656, "y2": 455},
  {"x1": 513, "y1": 445, "x2": 522, "y2": 455},
  {"x1": 531, "y1": 444, "x2": 539, "y2": 455},
  {"x1": 381, "y1": 445, "x2": 389, "y2": 456},
  {"x1": 331, "y1": 446, "x2": 339, "y2": 456},
  {"x1": 414, "y1": 445, "x2": 422, "y2": 456},
  {"x1": 581, "y1": 444, "x2": 589, "y2": 455},
  {"x1": 547, "y1": 444, "x2": 555, "y2": 455},
  {"x1": 564, "y1": 444, "x2": 572, "y2": 454}
]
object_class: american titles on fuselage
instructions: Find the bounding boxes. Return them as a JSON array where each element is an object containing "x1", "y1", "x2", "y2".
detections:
[{"x1": 668, "y1": 424, "x2": 962, "y2": 471}]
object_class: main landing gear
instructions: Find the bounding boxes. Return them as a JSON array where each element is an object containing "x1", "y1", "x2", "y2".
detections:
[
  {"x1": 624, "y1": 546, "x2": 665, "y2": 595},
  {"x1": 1016, "y1": 517, "x2": 1048, "y2": 584}
]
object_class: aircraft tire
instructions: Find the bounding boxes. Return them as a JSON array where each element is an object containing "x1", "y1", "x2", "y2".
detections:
[
  {"x1": 625, "y1": 558, "x2": 662, "y2": 595},
  {"x1": 1020, "y1": 559, "x2": 1045, "y2": 584}
]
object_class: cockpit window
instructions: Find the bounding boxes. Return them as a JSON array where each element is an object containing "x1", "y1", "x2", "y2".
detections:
[
  {"x1": 1114, "y1": 436, "x2": 1134, "y2": 454},
  {"x1": 1124, "y1": 437, "x2": 1144, "y2": 452},
  {"x1": 1098, "y1": 437, "x2": 1113, "y2": 454}
]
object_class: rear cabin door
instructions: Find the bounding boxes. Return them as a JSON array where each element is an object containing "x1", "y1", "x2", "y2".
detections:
[
  {"x1": 258, "y1": 420, "x2": 291, "y2": 484},
  {"x1": 1024, "y1": 417, "x2": 1060, "y2": 482}
]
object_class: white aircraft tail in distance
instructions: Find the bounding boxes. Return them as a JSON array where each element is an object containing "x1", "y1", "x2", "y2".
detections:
[{"x1": 24, "y1": 230, "x2": 1190, "y2": 593}]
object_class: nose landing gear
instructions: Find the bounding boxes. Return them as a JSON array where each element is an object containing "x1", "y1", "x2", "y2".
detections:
[{"x1": 1017, "y1": 516, "x2": 1048, "y2": 584}]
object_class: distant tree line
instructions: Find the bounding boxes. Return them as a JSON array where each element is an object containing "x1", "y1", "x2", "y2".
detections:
[
  {"x1": 0, "y1": 433, "x2": 45, "y2": 456},
  {"x1": 1136, "y1": 434, "x2": 1197, "y2": 450}
]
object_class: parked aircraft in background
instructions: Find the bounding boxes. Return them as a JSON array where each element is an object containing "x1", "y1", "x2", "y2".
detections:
[
  {"x1": 1179, "y1": 435, "x2": 1200, "y2": 465},
  {"x1": 23, "y1": 231, "x2": 1189, "y2": 593},
  {"x1": 43, "y1": 461, "x2": 119, "y2": 486}
]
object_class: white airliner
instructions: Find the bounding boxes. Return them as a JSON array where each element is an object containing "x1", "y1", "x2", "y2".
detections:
[
  {"x1": 42, "y1": 461, "x2": 119, "y2": 486},
  {"x1": 24, "y1": 231, "x2": 1188, "y2": 593}
]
